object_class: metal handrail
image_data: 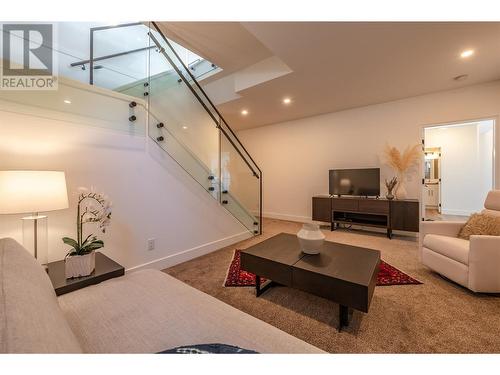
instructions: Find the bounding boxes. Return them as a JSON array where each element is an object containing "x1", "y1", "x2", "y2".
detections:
[
  {"x1": 150, "y1": 22, "x2": 262, "y2": 176},
  {"x1": 71, "y1": 46, "x2": 156, "y2": 68}
]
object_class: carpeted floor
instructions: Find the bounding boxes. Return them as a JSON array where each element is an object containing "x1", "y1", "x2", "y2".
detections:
[{"x1": 164, "y1": 218, "x2": 500, "y2": 353}]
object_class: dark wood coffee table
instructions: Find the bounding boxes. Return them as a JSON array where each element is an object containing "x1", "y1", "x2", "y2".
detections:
[{"x1": 240, "y1": 233, "x2": 380, "y2": 331}]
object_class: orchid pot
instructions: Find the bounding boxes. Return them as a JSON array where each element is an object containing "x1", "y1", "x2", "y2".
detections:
[{"x1": 65, "y1": 251, "x2": 96, "y2": 278}]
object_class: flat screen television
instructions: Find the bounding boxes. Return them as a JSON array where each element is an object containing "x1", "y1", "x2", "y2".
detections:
[{"x1": 329, "y1": 168, "x2": 380, "y2": 197}]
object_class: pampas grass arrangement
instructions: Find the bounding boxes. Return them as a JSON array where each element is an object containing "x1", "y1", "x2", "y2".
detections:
[
  {"x1": 383, "y1": 144, "x2": 421, "y2": 198},
  {"x1": 383, "y1": 144, "x2": 421, "y2": 174}
]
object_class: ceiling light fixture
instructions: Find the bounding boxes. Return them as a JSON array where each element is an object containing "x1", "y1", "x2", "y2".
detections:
[
  {"x1": 283, "y1": 97, "x2": 291, "y2": 105},
  {"x1": 63, "y1": 100, "x2": 71, "y2": 104},
  {"x1": 182, "y1": 126, "x2": 188, "y2": 130},
  {"x1": 460, "y1": 49, "x2": 474, "y2": 58},
  {"x1": 241, "y1": 109, "x2": 248, "y2": 116}
]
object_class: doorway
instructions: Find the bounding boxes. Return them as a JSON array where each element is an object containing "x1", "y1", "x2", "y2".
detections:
[{"x1": 422, "y1": 119, "x2": 495, "y2": 221}]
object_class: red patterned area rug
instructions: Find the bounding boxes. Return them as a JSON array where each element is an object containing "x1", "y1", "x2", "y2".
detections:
[{"x1": 224, "y1": 249, "x2": 422, "y2": 287}]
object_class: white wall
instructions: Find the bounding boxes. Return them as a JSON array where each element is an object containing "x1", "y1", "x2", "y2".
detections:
[
  {"x1": 0, "y1": 80, "x2": 249, "y2": 271},
  {"x1": 238, "y1": 81, "x2": 500, "y2": 222},
  {"x1": 479, "y1": 122, "x2": 494, "y2": 204},
  {"x1": 425, "y1": 121, "x2": 494, "y2": 215}
]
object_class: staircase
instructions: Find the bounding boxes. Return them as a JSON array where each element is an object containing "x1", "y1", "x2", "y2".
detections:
[{"x1": 86, "y1": 22, "x2": 262, "y2": 235}]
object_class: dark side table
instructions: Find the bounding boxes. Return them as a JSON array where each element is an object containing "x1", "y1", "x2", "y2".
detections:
[{"x1": 47, "y1": 252, "x2": 125, "y2": 296}]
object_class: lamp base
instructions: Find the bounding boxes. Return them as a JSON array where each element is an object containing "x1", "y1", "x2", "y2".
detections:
[{"x1": 22, "y1": 214, "x2": 48, "y2": 266}]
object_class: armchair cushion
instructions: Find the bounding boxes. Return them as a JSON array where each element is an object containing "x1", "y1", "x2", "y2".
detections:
[
  {"x1": 423, "y1": 234, "x2": 469, "y2": 265},
  {"x1": 468, "y1": 235, "x2": 500, "y2": 292},
  {"x1": 457, "y1": 213, "x2": 500, "y2": 240}
]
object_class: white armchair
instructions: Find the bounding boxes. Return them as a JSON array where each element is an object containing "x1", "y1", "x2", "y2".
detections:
[{"x1": 419, "y1": 190, "x2": 500, "y2": 293}]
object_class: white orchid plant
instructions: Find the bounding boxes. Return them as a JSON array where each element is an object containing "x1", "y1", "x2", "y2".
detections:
[{"x1": 63, "y1": 187, "x2": 112, "y2": 257}]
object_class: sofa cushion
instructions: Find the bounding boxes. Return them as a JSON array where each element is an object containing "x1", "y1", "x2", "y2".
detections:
[
  {"x1": 423, "y1": 234, "x2": 470, "y2": 265},
  {"x1": 0, "y1": 238, "x2": 82, "y2": 353},
  {"x1": 458, "y1": 213, "x2": 500, "y2": 240},
  {"x1": 58, "y1": 269, "x2": 323, "y2": 353}
]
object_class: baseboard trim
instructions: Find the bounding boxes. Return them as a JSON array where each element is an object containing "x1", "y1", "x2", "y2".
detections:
[
  {"x1": 126, "y1": 231, "x2": 252, "y2": 273},
  {"x1": 441, "y1": 209, "x2": 473, "y2": 216}
]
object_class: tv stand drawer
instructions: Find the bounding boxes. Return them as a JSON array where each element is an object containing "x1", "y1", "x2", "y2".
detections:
[
  {"x1": 359, "y1": 200, "x2": 389, "y2": 214},
  {"x1": 312, "y1": 197, "x2": 332, "y2": 222},
  {"x1": 332, "y1": 199, "x2": 358, "y2": 211}
]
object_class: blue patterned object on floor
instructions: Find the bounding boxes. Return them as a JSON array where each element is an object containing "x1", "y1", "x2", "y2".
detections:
[{"x1": 158, "y1": 343, "x2": 258, "y2": 354}]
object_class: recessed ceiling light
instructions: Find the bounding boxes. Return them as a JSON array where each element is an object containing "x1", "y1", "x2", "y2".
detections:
[
  {"x1": 241, "y1": 109, "x2": 248, "y2": 116},
  {"x1": 63, "y1": 99, "x2": 71, "y2": 104},
  {"x1": 182, "y1": 126, "x2": 188, "y2": 130},
  {"x1": 453, "y1": 74, "x2": 468, "y2": 81},
  {"x1": 460, "y1": 49, "x2": 474, "y2": 58},
  {"x1": 283, "y1": 97, "x2": 292, "y2": 105}
]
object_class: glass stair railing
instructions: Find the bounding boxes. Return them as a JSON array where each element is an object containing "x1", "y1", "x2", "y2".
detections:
[
  {"x1": 91, "y1": 22, "x2": 262, "y2": 235},
  {"x1": 3, "y1": 21, "x2": 262, "y2": 235}
]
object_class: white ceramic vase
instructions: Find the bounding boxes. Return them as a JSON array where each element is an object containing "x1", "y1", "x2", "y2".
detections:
[
  {"x1": 65, "y1": 251, "x2": 96, "y2": 279},
  {"x1": 297, "y1": 223, "x2": 325, "y2": 255},
  {"x1": 396, "y1": 174, "x2": 408, "y2": 199}
]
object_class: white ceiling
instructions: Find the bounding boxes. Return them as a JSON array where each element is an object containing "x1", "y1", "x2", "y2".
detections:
[
  {"x1": 157, "y1": 22, "x2": 500, "y2": 130},
  {"x1": 157, "y1": 22, "x2": 273, "y2": 78}
]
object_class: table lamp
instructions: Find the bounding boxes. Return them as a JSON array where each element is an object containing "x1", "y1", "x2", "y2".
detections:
[{"x1": 0, "y1": 171, "x2": 69, "y2": 266}]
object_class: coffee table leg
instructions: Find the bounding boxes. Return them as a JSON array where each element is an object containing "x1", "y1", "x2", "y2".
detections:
[
  {"x1": 256, "y1": 275, "x2": 261, "y2": 296},
  {"x1": 339, "y1": 305, "x2": 349, "y2": 331},
  {"x1": 255, "y1": 275, "x2": 274, "y2": 297}
]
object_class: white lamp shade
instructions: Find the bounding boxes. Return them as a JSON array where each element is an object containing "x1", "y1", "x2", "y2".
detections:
[{"x1": 0, "y1": 171, "x2": 69, "y2": 214}]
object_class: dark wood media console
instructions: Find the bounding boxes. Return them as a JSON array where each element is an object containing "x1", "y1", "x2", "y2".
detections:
[{"x1": 312, "y1": 196, "x2": 419, "y2": 239}]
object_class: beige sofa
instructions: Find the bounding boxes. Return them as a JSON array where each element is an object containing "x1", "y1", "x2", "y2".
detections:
[
  {"x1": 419, "y1": 190, "x2": 500, "y2": 293},
  {"x1": 0, "y1": 238, "x2": 323, "y2": 353}
]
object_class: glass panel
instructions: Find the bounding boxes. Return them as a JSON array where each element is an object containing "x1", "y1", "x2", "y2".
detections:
[
  {"x1": 55, "y1": 22, "x2": 94, "y2": 84},
  {"x1": 187, "y1": 59, "x2": 221, "y2": 81},
  {"x1": 148, "y1": 27, "x2": 218, "y2": 118},
  {"x1": 147, "y1": 32, "x2": 220, "y2": 200},
  {"x1": 91, "y1": 24, "x2": 150, "y2": 93},
  {"x1": 221, "y1": 134, "x2": 260, "y2": 233},
  {"x1": 220, "y1": 118, "x2": 261, "y2": 175},
  {"x1": 148, "y1": 113, "x2": 218, "y2": 200},
  {"x1": 92, "y1": 24, "x2": 149, "y2": 59}
]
